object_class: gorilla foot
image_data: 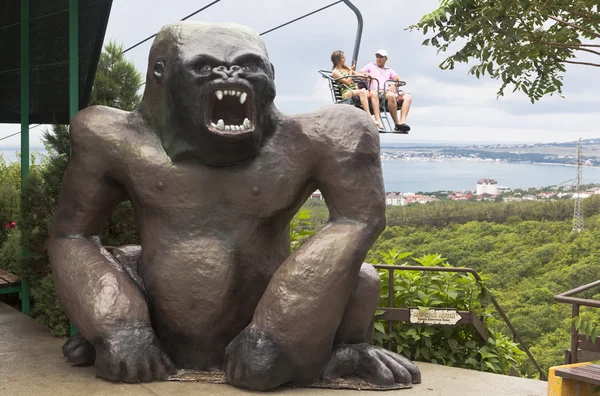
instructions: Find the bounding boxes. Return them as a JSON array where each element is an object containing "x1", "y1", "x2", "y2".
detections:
[
  {"x1": 322, "y1": 343, "x2": 421, "y2": 386},
  {"x1": 94, "y1": 326, "x2": 175, "y2": 383},
  {"x1": 224, "y1": 327, "x2": 301, "y2": 391},
  {"x1": 62, "y1": 333, "x2": 95, "y2": 365}
]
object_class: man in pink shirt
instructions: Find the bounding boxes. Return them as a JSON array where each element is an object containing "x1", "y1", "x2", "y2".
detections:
[{"x1": 361, "y1": 49, "x2": 412, "y2": 132}]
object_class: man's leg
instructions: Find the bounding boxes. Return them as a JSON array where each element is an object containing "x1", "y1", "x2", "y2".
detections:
[
  {"x1": 386, "y1": 92, "x2": 400, "y2": 125},
  {"x1": 399, "y1": 93, "x2": 412, "y2": 124}
]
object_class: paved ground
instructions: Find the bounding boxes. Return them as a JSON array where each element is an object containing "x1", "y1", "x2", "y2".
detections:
[{"x1": 0, "y1": 302, "x2": 548, "y2": 396}]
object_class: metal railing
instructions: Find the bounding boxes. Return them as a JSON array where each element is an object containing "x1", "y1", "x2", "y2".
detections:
[
  {"x1": 372, "y1": 264, "x2": 547, "y2": 380},
  {"x1": 554, "y1": 280, "x2": 600, "y2": 364}
]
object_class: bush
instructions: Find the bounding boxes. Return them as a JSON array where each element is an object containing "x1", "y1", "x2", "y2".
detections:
[{"x1": 372, "y1": 251, "x2": 526, "y2": 376}]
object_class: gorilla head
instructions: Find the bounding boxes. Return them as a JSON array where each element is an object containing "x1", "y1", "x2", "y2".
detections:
[{"x1": 141, "y1": 22, "x2": 279, "y2": 166}]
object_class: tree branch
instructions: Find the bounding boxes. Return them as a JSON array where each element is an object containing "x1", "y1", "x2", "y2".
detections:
[
  {"x1": 548, "y1": 15, "x2": 600, "y2": 39},
  {"x1": 542, "y1": 42, "x2": 600, "y2": 48},
  {"x1": 559, "y1": 59, "x2": 600, "y2": 67},
  {"x1": 541, "y1": 42, "x2": 600, "y2": 56}
]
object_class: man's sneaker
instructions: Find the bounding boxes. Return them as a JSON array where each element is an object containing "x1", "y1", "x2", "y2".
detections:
[{"x1": 395, "y1": 123, "x2": 411, "y2": 133}]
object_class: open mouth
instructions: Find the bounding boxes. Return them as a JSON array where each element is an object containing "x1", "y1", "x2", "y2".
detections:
[{"x1": 206, "y1": 85, "x2": 255, "y2": 134}]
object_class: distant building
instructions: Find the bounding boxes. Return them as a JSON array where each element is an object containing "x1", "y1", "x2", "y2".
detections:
[
  {"x1": 311, "y1": 190, "x2": 323, "y2": 200},
  {"x1": 476, "y1": 178, "x2": 498, "y2": 196},
  {"x1": 385, "y1": 192, "x2": 405, "y2": 206}
]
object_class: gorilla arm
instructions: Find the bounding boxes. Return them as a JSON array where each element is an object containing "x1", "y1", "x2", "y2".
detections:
[
  {"x1": 224, "y1": 107, "x2": 386, "y2": 388},
  {"x1": 48, "y1": 109, "x2": 173, "y2": 382}
]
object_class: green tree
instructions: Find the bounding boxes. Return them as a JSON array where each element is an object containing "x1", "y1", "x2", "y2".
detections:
[
  {"x1": 411, "y1": 0, "x2": 600, "y2": 102},
  {"x1": 89, "y1": 41, "x2": 143, "y2": 110}
]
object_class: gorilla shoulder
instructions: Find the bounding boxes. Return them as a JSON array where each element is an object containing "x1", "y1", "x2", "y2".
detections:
[
  {"x1": 69, "y1": 105, "x2": 135, "y2": 151},
  {"x1": 293, "y1": 104, "x2": 380, "y2": 153}
]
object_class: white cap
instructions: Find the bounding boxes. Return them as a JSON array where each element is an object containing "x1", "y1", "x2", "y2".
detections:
[{"x1": 375, "y1": 49, "x2": 388, "y2": 57}]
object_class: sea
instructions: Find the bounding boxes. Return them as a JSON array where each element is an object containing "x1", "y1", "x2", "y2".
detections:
[{"x1": 3, "y1": 148, "x2": 599, "y2": 193}]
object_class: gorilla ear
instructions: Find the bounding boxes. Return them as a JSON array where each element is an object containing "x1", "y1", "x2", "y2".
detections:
[
  {"x1": 270, "y1": 63, "x2": 275, "y2": 80},
  {"x1": 153, "y1": 60, "x2": 166, "y2": 82}
]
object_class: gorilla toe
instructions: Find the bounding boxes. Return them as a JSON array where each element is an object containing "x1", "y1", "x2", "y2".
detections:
[{"x1": 62, "y1": 333, "x2": 96, "y2": 365}]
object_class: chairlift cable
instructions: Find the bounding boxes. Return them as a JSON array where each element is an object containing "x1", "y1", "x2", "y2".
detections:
[
  {"x1": 259, "y1": 1, "x2": 343, "y2": 36},
  {"x1": 0, "y1": 124, "x2": 41, "y2": 142},
  {"x1": 121, "y1": 0, "x2": 223, "y2": 55}
]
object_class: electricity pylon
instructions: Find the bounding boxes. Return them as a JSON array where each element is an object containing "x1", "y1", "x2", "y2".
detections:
[{"x1": 572, "y1": 137, "x2": 584, "y2": 233}]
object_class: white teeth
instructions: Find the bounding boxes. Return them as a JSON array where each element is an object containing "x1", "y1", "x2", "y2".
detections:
[
  {"x1": 239, "y1": 124, "x2": 246, "y2": 131},
  {"x1": 231, "y1": 125, "x2": 238, "y2": 131},
  {"x1": 240, "y1": 92, "x2": 247, "y2": 104},
  {"x1": 229, "y1": 90, "x2": 235, "y2": 95},
  {"x1": 211, "y1": 122, "x2": 217, "y2": 128},
  {"x1": 215, "y1": 90, "x2": 223, "y2": 100},
  {"x1": 236, "y1": 91, "x2": 241, "y2": 97},
  {"x1": 243, "y1": 118, "x2": 250, "y2": 128},
  {"x1": 217, "y1": 119, "x2": 225, "y2": 130},
  {"x1": 225, "y1": 125, "x2": 231, "y2": 131}
]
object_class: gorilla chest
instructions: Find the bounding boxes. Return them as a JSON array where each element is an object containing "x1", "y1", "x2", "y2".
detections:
[{"x1": 127, "y1": 152, "x2": 312, "y2": 220}]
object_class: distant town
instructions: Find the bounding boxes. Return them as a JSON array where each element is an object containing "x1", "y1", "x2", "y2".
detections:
[
  {"x1": 380, "y1": 138, "x2": 600, "y2": 167},
  {"x1": 310, "y1": 178, "x2": 600, "y2": 207}
]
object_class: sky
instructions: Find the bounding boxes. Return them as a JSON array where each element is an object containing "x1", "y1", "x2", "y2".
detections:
[{"x1": 1, "y1": 0, "x2": 599, "y2": 152}]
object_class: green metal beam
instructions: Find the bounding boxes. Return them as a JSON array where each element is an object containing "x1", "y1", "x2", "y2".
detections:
[
  {"x1": 69, "y1": 0, "x2": 79, "y2": 336},
  {"x1": 69, "y1": 0, "x2": 79, "y2": 121},
  {"x1": 0, "y1": 287, "x2": 22, "y2": 295},
  {"x1": 20, "y1": 0, "x2": 30, "y2": 316}
]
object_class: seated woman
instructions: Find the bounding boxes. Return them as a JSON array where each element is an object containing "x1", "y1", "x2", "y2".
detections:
[{"x1": 331, "y1": 50, "x2": 383, "y2": 130}]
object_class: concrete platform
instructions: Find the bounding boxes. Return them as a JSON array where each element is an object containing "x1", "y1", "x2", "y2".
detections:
[{"x1": 0, "y1": 302, "x2": 548, "y2": 395}]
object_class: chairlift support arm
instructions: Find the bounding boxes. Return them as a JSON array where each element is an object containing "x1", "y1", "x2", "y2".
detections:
[{"x1": 342, "y1": 0, "x2": 363, "y2": 66}]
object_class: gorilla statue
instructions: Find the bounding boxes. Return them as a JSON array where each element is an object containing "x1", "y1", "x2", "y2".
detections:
[{"x1": 49, "y1": 21, "x2": 421, "y2": 391}]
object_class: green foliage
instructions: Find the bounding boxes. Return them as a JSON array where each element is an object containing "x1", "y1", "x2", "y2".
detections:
[
  {"x1": 0, "y1": 229, "x2": 21, "y2": 275},
  {"x1": 411, "y1": 0, "x2": 600, "y2": 102},
  {"x1": 30, "y1": 275, "x2": 69, "y2": 337},
  {"x1": 0, "y1": 157, "x2": 20, "y2": 246},
  {"x1": 290, "y1": 209, "x2": 316, "y2": 252},
  {"x1": 575, "y1": 316, "x2": 600, "y2": 345},
  {"x1": 89, "y1": 41, "x2": 143, "y2": 111},
  {"x1": 372, "y1": 252, "x2": 525, "y2": 375}
]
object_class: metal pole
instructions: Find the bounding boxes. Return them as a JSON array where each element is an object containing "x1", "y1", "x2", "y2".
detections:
[
  {"x1": 341, "y1": 0, "x2": 363, "y2": 66},
  {"x1": 571, "y1": 304, "x2": 580, "y2": 364},
  {"x1": 20, "y1": 0, "x2": 30, "y2": 316},
  {"x1": 69, "y1": 0, "x2": 79, "y2": 121},
  {"x1": 387, "y1": 269, "x2": 394, "y2": 350},
  {"x1": 69, "y1": 0, "x2": 79, "y2": 336}
]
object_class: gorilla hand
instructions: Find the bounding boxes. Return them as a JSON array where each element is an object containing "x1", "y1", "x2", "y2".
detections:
[
  {"x1": 93, "y1": 326, "x2": 175, "y2": 383},
  {"x1": 322, "y1": 344, "x2": 421, "y2": 386}
]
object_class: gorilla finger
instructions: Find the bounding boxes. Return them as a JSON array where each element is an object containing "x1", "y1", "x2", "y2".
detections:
[
  {"x1": 150, "y1": 358, "x2": 165, "y2": 381},
  {"x1": 62, "y1": 333, "x2": 88, "y2": 357},
  {"x1": 162, "y1": 352, "x2": 176, "y2": 376},
  {"x1": 137, "y1": 358, "x2": 153, "y2": 383},
  {"x1": 357, "y1": 353, "x2": 395, "y2": 385},
  {"x1": 380, "y1": 349, "x2": 421, "y2": 384},
  {"x1": 69, "y1": 343, "x2": 96, "y2": 365},
  {"x1": 373, "y1": 350, "x2": 412, "y2": 385},
  {"x1": 321, "y1": 348, "x2": 360, "y2": 379}
]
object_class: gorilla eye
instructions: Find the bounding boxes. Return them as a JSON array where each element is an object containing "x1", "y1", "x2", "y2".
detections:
[
  {"x1": 153, "y1": 61, "x2": 165, "y2": 81},
  {"x1": 196, "y1": 64, "x2": 212, "y2": 73},
  {"x1": 242, "y1": 64, "x2": 256, "y2": 72}
]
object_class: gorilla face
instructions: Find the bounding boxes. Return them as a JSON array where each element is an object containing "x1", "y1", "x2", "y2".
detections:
[{"x1": 145, "y1": 23, "x2": 278, "y2": 166}]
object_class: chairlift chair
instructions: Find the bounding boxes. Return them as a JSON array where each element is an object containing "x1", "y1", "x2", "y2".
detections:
[{"x1": 318, "y1": 70, "x2": 408, "y2": 134}]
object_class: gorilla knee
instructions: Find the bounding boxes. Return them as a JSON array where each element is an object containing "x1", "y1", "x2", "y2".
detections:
[
  {"x1": 357, "y1": 263, "x2": 381, "y2": 297},
  {"x1": 224, "y1": 328, "x2": 300, "y2": 391}
]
